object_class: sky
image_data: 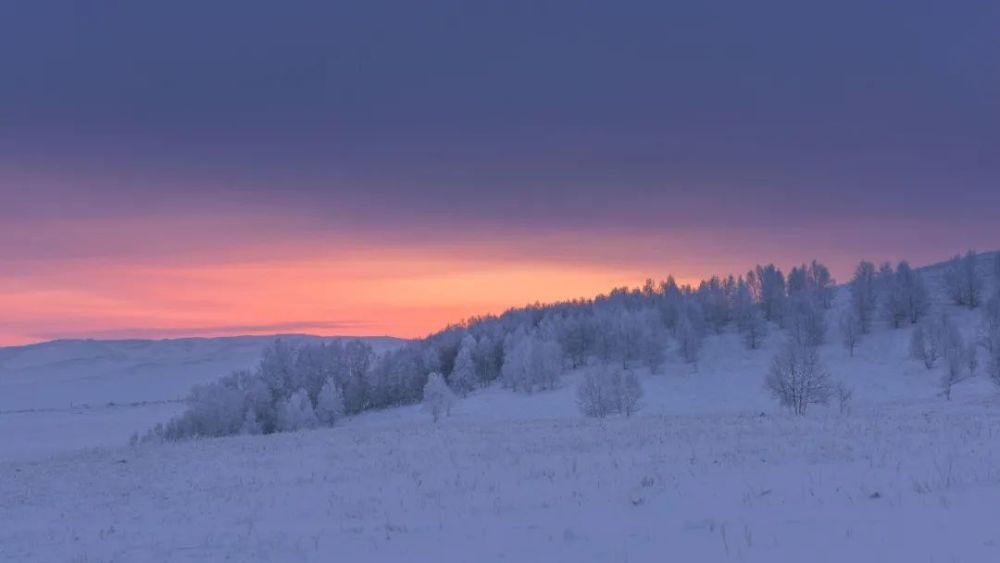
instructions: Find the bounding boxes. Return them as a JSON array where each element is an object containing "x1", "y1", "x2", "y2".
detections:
[{"x1": 1, "y1": 1, "x2": 999, "y2": 345}]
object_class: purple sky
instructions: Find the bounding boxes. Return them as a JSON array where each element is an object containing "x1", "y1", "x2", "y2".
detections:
[{"x1": 1, "y1": 1, "x2": 998, "y2": 344}]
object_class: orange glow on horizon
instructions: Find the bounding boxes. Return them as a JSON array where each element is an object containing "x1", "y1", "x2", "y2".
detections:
[{"x1": 0, "y1": 250, "x2": 664, "y2": 345}]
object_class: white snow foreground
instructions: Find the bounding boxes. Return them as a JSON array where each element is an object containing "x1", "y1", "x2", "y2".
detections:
[{"x1": 3, "y1": 400, "x2": 999, "y2": 562}]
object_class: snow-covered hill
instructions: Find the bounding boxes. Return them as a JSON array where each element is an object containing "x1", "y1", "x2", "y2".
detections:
[{"x1": 1, "y1": 252, "x2": 999, "y2": 561}]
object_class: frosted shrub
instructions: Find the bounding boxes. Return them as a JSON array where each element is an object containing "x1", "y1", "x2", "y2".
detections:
[
  {"x1": 765, "y1": 341, "x2": 832, "y2": 416},
  {"x1": 423, "y1": 373, "x2": 456, "y2": 423},
  {"x1": 277, "y1": 389, "x2": 320, "y2": 432},
  {"x1": 157, "y1": 340, "x2": 377, "y2": 441},
  {"x1": 157, "y1": 380, "x2": 246, "y2": 440}
]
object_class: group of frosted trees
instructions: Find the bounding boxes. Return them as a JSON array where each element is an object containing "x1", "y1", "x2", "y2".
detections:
[
  {"x1": 155, "y1": 252, "x2": 1000, "y2": 438},
  {"x1": 156, "y1": 259, "x2": 846, "y2": 436},
  {"x1": 845, "y1": 260, "x2": 930, "y2": 347},
  {"x1": 905, "y1": 251, "x2": 1000, "y2": 399},
  {"x1": 150, "y1": 339, "x2": 355, "y2": 440}
]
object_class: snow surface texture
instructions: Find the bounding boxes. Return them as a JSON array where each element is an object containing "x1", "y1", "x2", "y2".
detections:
[
  {"x1": 0, "y1": 335, "x2": 403, "y2": 462},
  {"x1": 2, "y1": 253, "x2": 999, "y2": 561}
]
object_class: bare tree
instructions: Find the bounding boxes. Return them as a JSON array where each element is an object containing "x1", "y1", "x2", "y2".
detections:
[
  {"x1": 910, "y1": 313, "x2": 960, "y2": 370},
  {"x1": 839, "y1": 310, "x2": 862, "y2": 356},
  {"x1": 850, "y1": 261, "x2": 879, "y2": 334},
  {"x1": 941, "y1": 341, "x2": 968, "y2": 401},
  {"x1": 765, "y1": 341, "x2": 833, "y2": 415},
  {"x1": 835, "y1": 382, "x2": 854, "y2": 415},
  {"x1": 617, "y1": 370, "x2": 644, "y2": 417}
]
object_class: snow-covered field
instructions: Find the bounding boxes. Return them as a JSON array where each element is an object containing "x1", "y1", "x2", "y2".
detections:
[
  {"x1": 3, "y1": 397, "x2": 999, "y2": 562},
  {"x1": 2, "y1": 256, "x2": 999, "y2": 561}
]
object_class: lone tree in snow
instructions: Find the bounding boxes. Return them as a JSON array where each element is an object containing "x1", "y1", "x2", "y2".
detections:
[
  {"x1": 941, "y1": 336, "x2": 969, "y2": 401},
  {"x1": 449, "y1": 335, "x2": 478, "y2": 397},
  {"x1": 765, "y1": 341, "x2": 832, "y2": 416},
  {"x1": 910, "y1": 312, "x2": 961, "y2": 370},
  {"x1": 423, "y1": 372, "x2": 456, "y2": 423},
  {"x1": 839, "y1": 310, "x2": 862, "y2": 356}
]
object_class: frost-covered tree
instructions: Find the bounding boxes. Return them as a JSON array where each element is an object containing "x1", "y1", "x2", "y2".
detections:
[
  {"x1": 883, "y1": 261, "x2": 928, "y2": 328},
  {"x1": 944, "y1": 250, "x2": 984, "y2": 308},
  {"x1": 576, "y1": 367, "x2": 644, "y2": 418},
  {"x1": 751, "y1": 264, "x2": 787, "y2": 325},
  {"x1": 551, "y1": 313, "x2": 594, "y2": 369},
  {"x1": 787, "y1": 265, "x2": 808, "y2": 297},
  {"x1": 658, "y1": 276, "x2": 684, "y2": 331},
  {"x1": 577, "y1": 368, "x2": 615, "y2": 418},
  {"x1": 942, "y1": 337, "x2": 968, "y2": 401},
  {"x1": 277, "y1": 388, "x2": 320, "y2": 432},
  {"x1": 850, "y1": 261, "x2": 879, "y2": 334},
  {"x1": 422, "y1": 372, "x2": 456, "y2": 423},
  {"x1": 449, "y1": 335, "x2": 478, "y2": 396},
  {"x1": 240, "y1": 410, "x2": 263, "y2": 435},
  {"x1": 699, "y1": 276, "x2": 731, "y2": 334},
  {"x1": 786, "y1": 295, "x2": 826, "y2": 347},
  {"x1": 617, "y1": 370, "x2": 644, "y2": 416},
  {"x1": 789, "y1": 261, "x2": 835, "y2": 310},
  {"x1": 168, "y1": 381, "x2": 246, "y2": 438},
  {"x1": 501, "y1": 332, "x2": 563, "y2": 393},
  {"x1": 734, "y1": 279, "x2": 767, "y2": 350},
  {"x1": 316, "y1": 377, "x2": 346, "y2": 426},
  {"x1": 808, "y1": 260, "x2": 836, "y2": 309},
  {"x1": 258, "y1": 339, "x2": 297, "y2": 401},
  {"x1": 910, "y1": 312, "x2": 961, "y2": 370},
  {"x1": 676, "y1": 306, "x2": 703, "y2": 365},
  {"x1": 839, "y1": 310, "x2": 862, "y2": 356},
  {"x1": 765, "y1": 341, "x2": 832, "y2": 416}
]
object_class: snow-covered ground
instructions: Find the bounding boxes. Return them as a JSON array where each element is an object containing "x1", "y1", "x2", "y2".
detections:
[
  {"x1": 2, "y1": 255, "x2": 999, "y2": 561},
  {"x1": 0, "y1": 335, "x2": 403, "y2": 462},
  {"x1": 3, "y1": 398, "x2": 999, "y2": 562}
]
